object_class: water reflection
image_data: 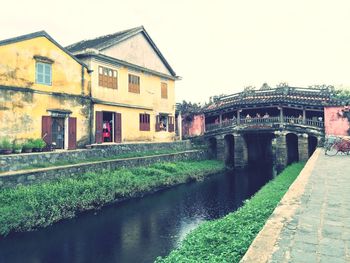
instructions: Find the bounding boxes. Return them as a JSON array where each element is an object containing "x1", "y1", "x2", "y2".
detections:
[{"x1": 0, "y1": 164, "x2": 273, "y2": 263}]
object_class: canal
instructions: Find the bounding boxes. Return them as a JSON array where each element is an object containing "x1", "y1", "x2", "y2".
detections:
[{"x1": 0, "y1": 164, "x2": 273, "y2": 263}]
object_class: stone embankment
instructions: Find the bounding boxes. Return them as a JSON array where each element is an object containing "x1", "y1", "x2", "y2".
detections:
[{"x1": 0, "y1": 141, "x2": 209, "y2": 189}]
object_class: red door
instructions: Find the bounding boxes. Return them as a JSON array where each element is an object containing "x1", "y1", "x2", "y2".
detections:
[
  {"x1": 95, "y1": 111, "x2": 103, "y2": 143},
  {"x1": 68, "y1": 117, "x2": 77, "y2": 150},
  {"x1": 114, "y1": 112, "x2": 122, "y2": 143},
  {"x1": 42, "y1": 116, "x2": 52, "y2": 145}
]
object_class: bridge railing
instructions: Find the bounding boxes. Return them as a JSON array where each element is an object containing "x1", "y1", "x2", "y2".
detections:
[{"x1": 205, "y1": 116, "x2": 324, "y2": 131}]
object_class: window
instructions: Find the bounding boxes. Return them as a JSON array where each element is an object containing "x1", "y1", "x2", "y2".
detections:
[
  {"x1": 98, "y1": 66, "x2": 118, "y2": 89},
  {"x1": 156, "y1": 114, "x2": 168, "y2": 132},
  {"x1": 139, "y1": 113, "x2": 150, "y2": 131},
  {"x1": 161, "y1": 82, "x2": 168, "y2": 99},
  {"x1": 36, "y1": 62, "x2": 52, "y2": 85},
  {"x1": 128, "y1": 74, "x2": 140, "y2": 93}
]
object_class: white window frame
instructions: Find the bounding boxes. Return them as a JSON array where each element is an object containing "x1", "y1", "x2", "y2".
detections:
[{"x1": 36, "y1": 62, "x2": 52, "y2": 85}]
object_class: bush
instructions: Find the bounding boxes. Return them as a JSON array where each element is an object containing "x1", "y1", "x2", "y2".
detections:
[
  {"x1": 0, "y1": 138, "x2": 12, "y2": 150},
  {"x1": 156, "y1": 162, "x2": 305, "y2": 263},
  {"x1": 22, "y1": 140, "x2": 35, "y2": 150},
  {"x1": 32, "y1": 138, "x2": 46, "y2": 149},
  {"x1": 12, "y1": 141, "x2": 23, "y2": 152}
]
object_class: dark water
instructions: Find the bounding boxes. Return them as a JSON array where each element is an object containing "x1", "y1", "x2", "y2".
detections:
[{"x1": 0, "y1": 164, "x2": 273, "y2": 263}]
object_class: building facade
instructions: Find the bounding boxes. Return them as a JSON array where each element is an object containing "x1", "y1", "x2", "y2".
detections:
[
  {"x1": 67, "y1": 26, "x2": 178, "y2": 143},
  {"x1": 0, "y1": 31, "x2": 91, "y2": 149},
  {"x1": 0, "y1": 26, "x2": 178, "y2": 149}
]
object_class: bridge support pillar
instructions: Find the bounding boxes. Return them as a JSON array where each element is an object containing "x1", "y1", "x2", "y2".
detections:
[
  {"x1": 298, "y1": 133, "x2": 309, "y2": 162},
  {"x1": 233, "y1": 133, "x2": 248, "y2": 168},
  {"x1": 216, "y1": 136, "x2": 225, "y2": 161},
  {"x1": 274, "y1": 132, "x2": 288, "y2": 172}
]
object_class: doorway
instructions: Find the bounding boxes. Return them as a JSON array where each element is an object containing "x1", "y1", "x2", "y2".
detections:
[
  {"x1": 103, "y1": 112, "x2": 114, "y2": 142},
  {"x1": 52, "y1": 117, "x2": 65, "y2": 149}
]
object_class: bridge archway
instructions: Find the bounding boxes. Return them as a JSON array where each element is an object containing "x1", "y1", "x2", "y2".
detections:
[
  {"x1": 308, "y1": 135, "x2": 318, "y2": 157},
  {"x1": 286, "y1": 133, "x2": 299, "y2": 164},
  {"x1": 208, "y1": 137, "x2": 217, "y2": 159},
  {"x1": 224, "y1": 134, "x2": 234, "y2": 166},
  {"x1": 244, "y1": 133, "x2": 275, "y2": 164}
]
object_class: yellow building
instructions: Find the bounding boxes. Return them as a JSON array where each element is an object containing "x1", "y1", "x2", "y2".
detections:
[
  {"x1": 67, "y1": 26, "x2": 179, "y2": 143},
  {"x1": 0, "y1": 31, "x2": 91, "y2": 149}
]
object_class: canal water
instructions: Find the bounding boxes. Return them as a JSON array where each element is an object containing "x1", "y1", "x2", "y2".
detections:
[{"x1": 0, "y1": 164, "x2": 273, "y2": 263}]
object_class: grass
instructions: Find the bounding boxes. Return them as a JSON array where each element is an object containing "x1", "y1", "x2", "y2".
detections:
[
  {"x1": 0, "y1": 160, "x2": 224, "y2": 236},
  {"x1": 2, "y1": 148, "x2": 203, "y2": 173},
  {"x1": 155, "y1": 162, "x2": 305, "y2": 263}
]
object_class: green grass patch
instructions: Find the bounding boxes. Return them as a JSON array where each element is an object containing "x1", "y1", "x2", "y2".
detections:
[
  {"x1": 155, "y1": 162, "x2": 305, "y2": 263},
  {"x1": 0, "y1": 160, "x2": 224, "y2": 236}
]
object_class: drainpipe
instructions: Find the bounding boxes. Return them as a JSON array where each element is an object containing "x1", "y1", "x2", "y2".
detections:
[
  {"x1": 87, "y1": 62, "x2": 94, "y2": 145},
  {"x1": 303, "y1": 109, "x2": 306, "y2": 124}
]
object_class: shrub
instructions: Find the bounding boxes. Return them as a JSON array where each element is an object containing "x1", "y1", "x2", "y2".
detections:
[
  {"x1": 12, "y1": 141, "x2": 23, "y2": 152},
  {"x1": 22, "y1": 140, "x2": 35, "y2": 150},
  {"x1": 0, "y1": 138, "x2": 12, "y2": 150},
  {"x1": 32, "y1": 138, "x2": 46, "y2": 149}
]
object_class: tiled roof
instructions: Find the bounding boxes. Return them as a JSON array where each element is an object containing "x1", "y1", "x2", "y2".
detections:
[
  {"x1": 0, "y1": 31, "x2": 88, "y2": 68},
  {"x1": 204, "y1": 87, "x2": 343, "y2": 112},
  {"x1": 66, "y1": 26, "x2": 142, "y2": 53}
]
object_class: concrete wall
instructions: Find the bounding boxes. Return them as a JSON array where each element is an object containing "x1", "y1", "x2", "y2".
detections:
[
  {"x1": 0, "y1": 140, "x2": 193, "y2": 173},
  {"x1": 0, "y1": 150, "x2": 208, "y2": 189},
  {"x1": 324, "y1": 106, "x2": 350, "y2": 136}
]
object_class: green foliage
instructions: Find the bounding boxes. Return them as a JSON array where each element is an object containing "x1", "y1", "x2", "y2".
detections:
[
  {"x1": 31, "y1": 138, "x2": 46, "y2": 149},
  {"x1": 12, "y1": 141, "x2": 22, "y2": 151},
  {"x1": 22, "y1": 139, "x2": 35, "y2": 150},
  {"x1": 156, "y1": 163, "x2": 305, "y2": 263},
  {"x1": 334, "y1": 88, "x2": 350, "y2": 103},
  {"x1": 0, "y1": 160, "x2": 224, "y2": 236},
  {"x1": 0, "y1": 138, "x2": 12, "y2": 150}
]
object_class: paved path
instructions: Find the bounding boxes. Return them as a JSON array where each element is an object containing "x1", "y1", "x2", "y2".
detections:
[{"x1": 241, "y1": 149, "x2": 350, "y2": 263}]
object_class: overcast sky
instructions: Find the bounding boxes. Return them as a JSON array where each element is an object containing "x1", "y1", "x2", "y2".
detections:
[{"x1": 1, "y1": 0, "x2": 350, "y2": 103}]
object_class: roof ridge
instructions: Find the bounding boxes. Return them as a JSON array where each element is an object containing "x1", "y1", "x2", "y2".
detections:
[{"x1": 65, "y1": 26, "x2": 143, "y2": 50}]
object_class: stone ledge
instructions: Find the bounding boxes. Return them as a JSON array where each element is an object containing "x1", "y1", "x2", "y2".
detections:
[{"x1": 240, "y1": 148, "x2": 321, "y2": 263}]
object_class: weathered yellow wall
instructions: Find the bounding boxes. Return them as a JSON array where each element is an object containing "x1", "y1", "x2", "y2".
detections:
[
  {"x1": 0, "y1": 90, "x2": 90, "y2": 145},
  {"x1": 0, "y1": 36, "x2": 91, "y2": 145},
  {"x1": 0, "y1": 36, "x2": 90, "y2": 95},
  {"x1": 87, "y1": 58, "x2": 175, "y2": 142}
]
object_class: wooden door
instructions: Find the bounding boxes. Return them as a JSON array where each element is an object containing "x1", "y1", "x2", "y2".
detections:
[
  {"x1": 95, "y1": 111, "x2": 103, "y2": 143},
  {"x1": 68, "y1": 117, "x2": 77, "y2": 150},
  {"x1": 114, "y1": 112, "x2": 122, "y2": 143},
  {"x1": 42, "y1": 116, "x2": 52, "y2": 145}
]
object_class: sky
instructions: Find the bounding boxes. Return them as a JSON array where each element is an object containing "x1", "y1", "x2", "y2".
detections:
[{"x1": 1, "y1": 0, "x2": 350, "y2": 104}]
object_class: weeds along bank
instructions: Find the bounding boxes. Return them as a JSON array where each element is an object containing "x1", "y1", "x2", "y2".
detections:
[
  {"x1": 0, "y1": 160, "x2": 225, "y2": 236},
  {"x1": 155, "y1": 162, "x2": 305, "y2": 263}
]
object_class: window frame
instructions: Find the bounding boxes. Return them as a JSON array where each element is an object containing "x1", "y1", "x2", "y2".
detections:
[
  {"x1": 35, "y1": 61, "x2": 52, "y2": 86},
  {"x1": 98, "y1": 66, "x2": 118, "y2": 89},
  {"x1": 161, "y1": 82, "x2": 168, "y2": 99},
  {"x1": 128, "y1": 74, "x2": 140, "y2": 94}
]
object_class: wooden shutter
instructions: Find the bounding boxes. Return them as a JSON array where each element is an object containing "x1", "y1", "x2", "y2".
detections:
[
  {"x1": 42, "y1": 116, "x2": 52, "y2": 145},
  {"x1": 161, "y1": 83, "x2": 168, "y2": 99},
  {"x1": 114, "y1": 112, "x2": 122, "y2": 143},
  {"x1": 95, "y1": 111, "x2": 103, "y2": 144},
  {"x1": 145, "y1": 114, "x2": 150, "y2": 131},
  {"x1": 168, "y1": 116, "x2": 174, "y2": 132},
  {"x1": 155, "y1": 115, "x2": 160, "y2": 132},
  {"x1": 68, "y1": 117, "x2": 77, "y2": 150}
]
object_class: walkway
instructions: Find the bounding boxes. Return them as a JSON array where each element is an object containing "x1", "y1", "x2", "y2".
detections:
[{"x1": 241, "y1": 149, "x2": 350, "y2": 263}]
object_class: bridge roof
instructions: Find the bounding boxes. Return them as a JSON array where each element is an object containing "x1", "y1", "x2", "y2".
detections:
[{"x1": 204, "y1": 86, "x2": 343, "y2": 113}]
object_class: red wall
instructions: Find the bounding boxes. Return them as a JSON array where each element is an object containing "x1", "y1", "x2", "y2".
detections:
[
  {"x1": 324, "y1": 106, "x2": 350, "y2": 136},
  {"x1": 182, "y1": 114, "x2": 205, "y2": 137}
]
